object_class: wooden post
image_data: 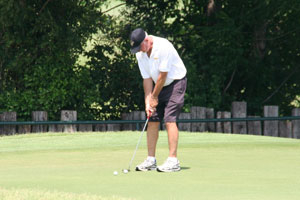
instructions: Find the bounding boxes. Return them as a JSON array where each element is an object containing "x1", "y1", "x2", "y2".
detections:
[
  {"x1": 232, "y1": 101, "x2": 247, "y2": 134},
  {"x1": 178, "y1": 113, "x2": 191, "y2": 131},
  {"x1": 0, "y1": 112, "x2": 17, "y2": 135},
  {"x1": 18, "y1": 125, "x2": 31, "y2": 134},
  {"x1": 132, "y1": 111, "x2": 145, "y2": 131},
  {"x1": 132, "y1": 111, "x2": 139, "y2": 131},
  {"x1": 78, "y1": 124, "x2": 93, "y2": 132},
  {"x1": 49, "y1": 124, "x2": 63, "y2": 132},
  {"x1": 216, "y1": 111, "x2": 231, "y2": 133},
  {"x1": 107, "y1": 124, "x2": 121, "y2": 131},
  {"x1": 129, "y1": 112, "x2": 135, "y2": 130},
  {"x1": 263, "y1": 106, "x2": 279, "y2": 137},
  {"x1": 140, "y1": 111, "x2": 146, "y2": 130},
  {"x1": 0, "y1": 113, "x2": 2, "y2": 135},
  {"x1": 191, "y1": 107, "x2": 206, "y2": 132},
  {"x1": 247, "y1": 116, "x2": 262, "y2": 135},
  {"x1": 216, "y1": 111, "x2": 223, "y2": 133},
  {"x1": 0, "y1": 113, "x2": 3, "y2": 135},
  {"x1": 279, "y1": 120, "x2": 292, "y2": 138},
  {"x1": 94, "y1": 123, "x2": 107, "y2": 132},
  {"x1": 206, "y1": 108, "x2": 215, "y2": 132},
  {"x1": 223, "y1": 112, "x2": 232, "y2": 133},
  {"x1": 32, "y1": 111, "x2": 48, "y2": 133},
  {"x1": 121, "y1": 113, "x2": 132, "y2": 131},
  {"x1": 292, "y1": 108, "x2": 300, "y2": 139},
  {"x1": 61, "y1": 110, "x2": 77, "y2": 133}
]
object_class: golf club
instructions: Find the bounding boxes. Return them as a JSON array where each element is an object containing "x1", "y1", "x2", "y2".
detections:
[{"x1": 123, "y1": 113, "x2": 150, "y2": 173}]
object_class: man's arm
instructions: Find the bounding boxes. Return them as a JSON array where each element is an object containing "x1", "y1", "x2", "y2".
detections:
[
  {"x1": 150, "y1": 72, "x2": 168, "y2": 108},
  {"x1": 143, "y1": 78, "x2": 153, "y2": 117}
]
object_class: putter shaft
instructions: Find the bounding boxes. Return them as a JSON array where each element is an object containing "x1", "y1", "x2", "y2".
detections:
[{"x1": 127, "y1": 117, "x2": 150, "y2": 171}]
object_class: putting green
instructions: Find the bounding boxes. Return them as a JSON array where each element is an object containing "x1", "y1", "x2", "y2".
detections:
[{"x1": 0, "y1": 131, "x2": 300, "y2": 200}]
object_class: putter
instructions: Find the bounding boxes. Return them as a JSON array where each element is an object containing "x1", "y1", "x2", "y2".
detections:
[{"x1": 123, "y1": 113, "x2": 150, "y2": 173}]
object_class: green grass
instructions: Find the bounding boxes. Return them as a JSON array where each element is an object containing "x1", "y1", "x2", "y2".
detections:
[{"x1": 1, "y1": 132, "x2": 300, "y2": 200}]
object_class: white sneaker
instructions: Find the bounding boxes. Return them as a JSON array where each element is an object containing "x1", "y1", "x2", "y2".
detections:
[
  {"x1": 136, "y1": 158, "x2": 157, "y2": 171},
  {"x1": 157, "y1": 158, "x2": 181, "y2": 172}
]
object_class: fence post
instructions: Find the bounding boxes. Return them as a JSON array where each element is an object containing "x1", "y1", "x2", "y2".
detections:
[
  {"x1": 132, "y1": 111, "x2": 146, "y2": 131},
  {"x1": 61, "y1": 110, "x2": 77, "y2": 133},
  {"x1": 279, "y1": 120, "x2": 292, "y2": 138},
  {"x1": 121, "y1": 113, "x2": 132, "y2": 131},
  {"x1": 18, "y1": 124, "x2": 31, "y2": 134},
  {"x1": 292, "y1": 108, "x2": 300, "y2": 139},
  {"x1": 216, "y1": 112, "x2": 223, "y2": 133},
  {"x1": 140, "y1": 111, "x2": 146, "y2": 130},
  {"x1": 216, "y1": 111, "x2": 231, "y2": 133},
  {"x1": 232, "y1": 101, "x2": 247, "y2": 134},
  {"x1": 206, "y1": 108, "x2": 215, "y2": 132},
  {"x1": 178, "y1": 113, "x2": 191, "y2": 131},
  {"x1": 264, "y1": 106, "x2": 279, "y2": 137},
  {"x1": 94, "y1": 123, "x2": 107, "y2": 132},
  {"x1": 247, "y1": 116, "x2": 262, "y2": 135},
  {"x1": 223, "y1": 112, "x2": 232, "y2": 133},
  {"x1": 191, "y1": 107, "x2": 206, "y2": 132},
  {"x1": 0, "y1": 112, "x2": 17, "y2": 135},
  {"x1": 32, "y1": 111, "x2": 48, "y2": 133},
  {"x1": 107, "y1": 123, "x2": 121, "y2": 131},
  {"x1": 49, "y1": 124, "x2": 63, "y2": 132},
  {"x1": 0, "y1": 113, "x2": 2, "y2": 135},
  {"x1": 0, "y1": 113, "x2": 2, "y2": 134},
  {"x1": 79, "y1": 123, "x2": 93, "y2": 132}
]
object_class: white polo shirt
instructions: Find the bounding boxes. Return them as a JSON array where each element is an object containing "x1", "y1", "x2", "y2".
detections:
[{"x1": 136, "y1": 36, "x2": 187, "y2": 86}]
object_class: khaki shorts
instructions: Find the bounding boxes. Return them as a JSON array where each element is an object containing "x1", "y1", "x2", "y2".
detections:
[{"x1": 150, "y1": 76, "x2": 187, "y2": 123}]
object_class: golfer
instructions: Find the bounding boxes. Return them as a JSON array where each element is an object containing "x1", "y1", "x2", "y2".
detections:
[{"x1": 130, "y1": 28, "x2": 187, "y2": 172}]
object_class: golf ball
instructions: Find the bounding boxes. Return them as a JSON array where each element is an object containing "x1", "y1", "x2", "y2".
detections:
[
  {"x1": 123, "y1": 169, "x2": 128, "y2": 174},
  {"x1": 113, "y1": 171, "x2": 118, "y2": 176}
]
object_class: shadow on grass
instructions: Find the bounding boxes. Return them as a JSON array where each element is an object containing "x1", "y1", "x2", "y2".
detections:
[{"x1": 181, "y1": 166, "x2": 191, "y2": 170}]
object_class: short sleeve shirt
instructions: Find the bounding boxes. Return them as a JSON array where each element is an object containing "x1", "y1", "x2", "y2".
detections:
[{"x1": 136, "y1": 36, "x2": 187, "y2": 86}]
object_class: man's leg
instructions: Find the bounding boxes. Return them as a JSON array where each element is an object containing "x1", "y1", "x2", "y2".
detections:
[
  {"x1": 147, "y1": 122, "x2": 160, "y2": 157},
  {"x1": 165, "y1": 122, "x2": 179, "y2": 157},
  {"x1": 135, "y1": 121, "x2": 159, "y2": 171},
  {"x1": 156, "y1": 77, "x2": 186, "y2": 172},
  {"x1": 157, "y1": 121, "x2": 180, "y2": 172}
]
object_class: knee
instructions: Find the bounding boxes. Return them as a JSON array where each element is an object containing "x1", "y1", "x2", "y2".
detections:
[
  {"x1": 148, "y1": 122, "x2": 160, "y2": 129},
  {"x1": 165, "y1": 122, "x2": 177, "y2": 128}
]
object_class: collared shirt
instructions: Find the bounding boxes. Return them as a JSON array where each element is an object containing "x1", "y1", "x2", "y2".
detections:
[{"x1": 136, "y1": 36, "x2": 187, "y2": 86}]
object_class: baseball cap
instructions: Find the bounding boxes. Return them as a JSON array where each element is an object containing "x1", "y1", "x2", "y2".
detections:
[{"x1": 130, "y1": 28, "x2": 146, "y2": 54}]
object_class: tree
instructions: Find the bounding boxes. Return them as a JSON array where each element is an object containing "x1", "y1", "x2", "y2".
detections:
[
  {"x1": 92, "y1": 0, "x2": 300, "y2": 117},
  {"x1": 1, "y1": 0, "x2": 299, "y2": 120},
  {"x1": 0, "y1": 0, "x2": 104, "y2": 120}
]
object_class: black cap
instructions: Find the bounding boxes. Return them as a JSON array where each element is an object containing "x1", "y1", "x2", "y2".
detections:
[{"x1": 130, "y1": 28, "x2": 146, "y2": 54}]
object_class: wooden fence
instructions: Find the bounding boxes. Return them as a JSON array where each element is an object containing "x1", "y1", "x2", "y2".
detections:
[
  {"x1": 1, "y1": 102, "x2": 300, "y2": 139},
  {"x1": 177, "y1": 102, "x2": 300, "y2": 139}
]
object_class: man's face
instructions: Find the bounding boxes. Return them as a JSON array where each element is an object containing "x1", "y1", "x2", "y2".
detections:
[{"x1": 139, "y1": 38, "x2": 149, "y2": 53}]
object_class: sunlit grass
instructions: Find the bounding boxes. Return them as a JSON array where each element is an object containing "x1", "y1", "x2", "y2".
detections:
[
  {"x1": 1, "y1": 132, "x2": 300, "y2": 200},
  {"x1": 0, "y1": 188, "x2": 133, "y2": 200}
]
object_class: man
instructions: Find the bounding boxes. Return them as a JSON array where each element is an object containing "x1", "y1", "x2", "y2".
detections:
[{"x1": 130, "y1": 28, "x2": 187, "y2": 172}]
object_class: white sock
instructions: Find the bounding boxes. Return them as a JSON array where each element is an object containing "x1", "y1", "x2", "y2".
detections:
[
  {"x1": 167, "y1": 157, "x2": 178, "y2": 162},
  {"x1": 147, "y1": 156, "x2": 156, "y2": 162}
]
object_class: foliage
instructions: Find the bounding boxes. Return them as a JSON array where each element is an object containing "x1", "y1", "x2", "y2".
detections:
[
  {"x1": 84, "y1": 21, "x2": 144, "y2": 119},
  {"x1": 1, "y1": 0, "x2": 300, "y2": 120},
  {"x1": 0, "y1": 0, "x2": 103, "y2": 120},
  {"x1": 99, "y1": 0, "x2": 300, "y2": 116}
]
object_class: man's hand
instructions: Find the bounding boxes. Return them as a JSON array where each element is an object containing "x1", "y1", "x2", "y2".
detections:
[
  {"x1": 150, "y1": 72, "x2": 166, "y2": 109},
  {"x1": 146, "y1": 103, "x2": 154, "y2": 118},
  {"x1": 150, "y1": 95, "x2": 159, "y2": 109}
]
